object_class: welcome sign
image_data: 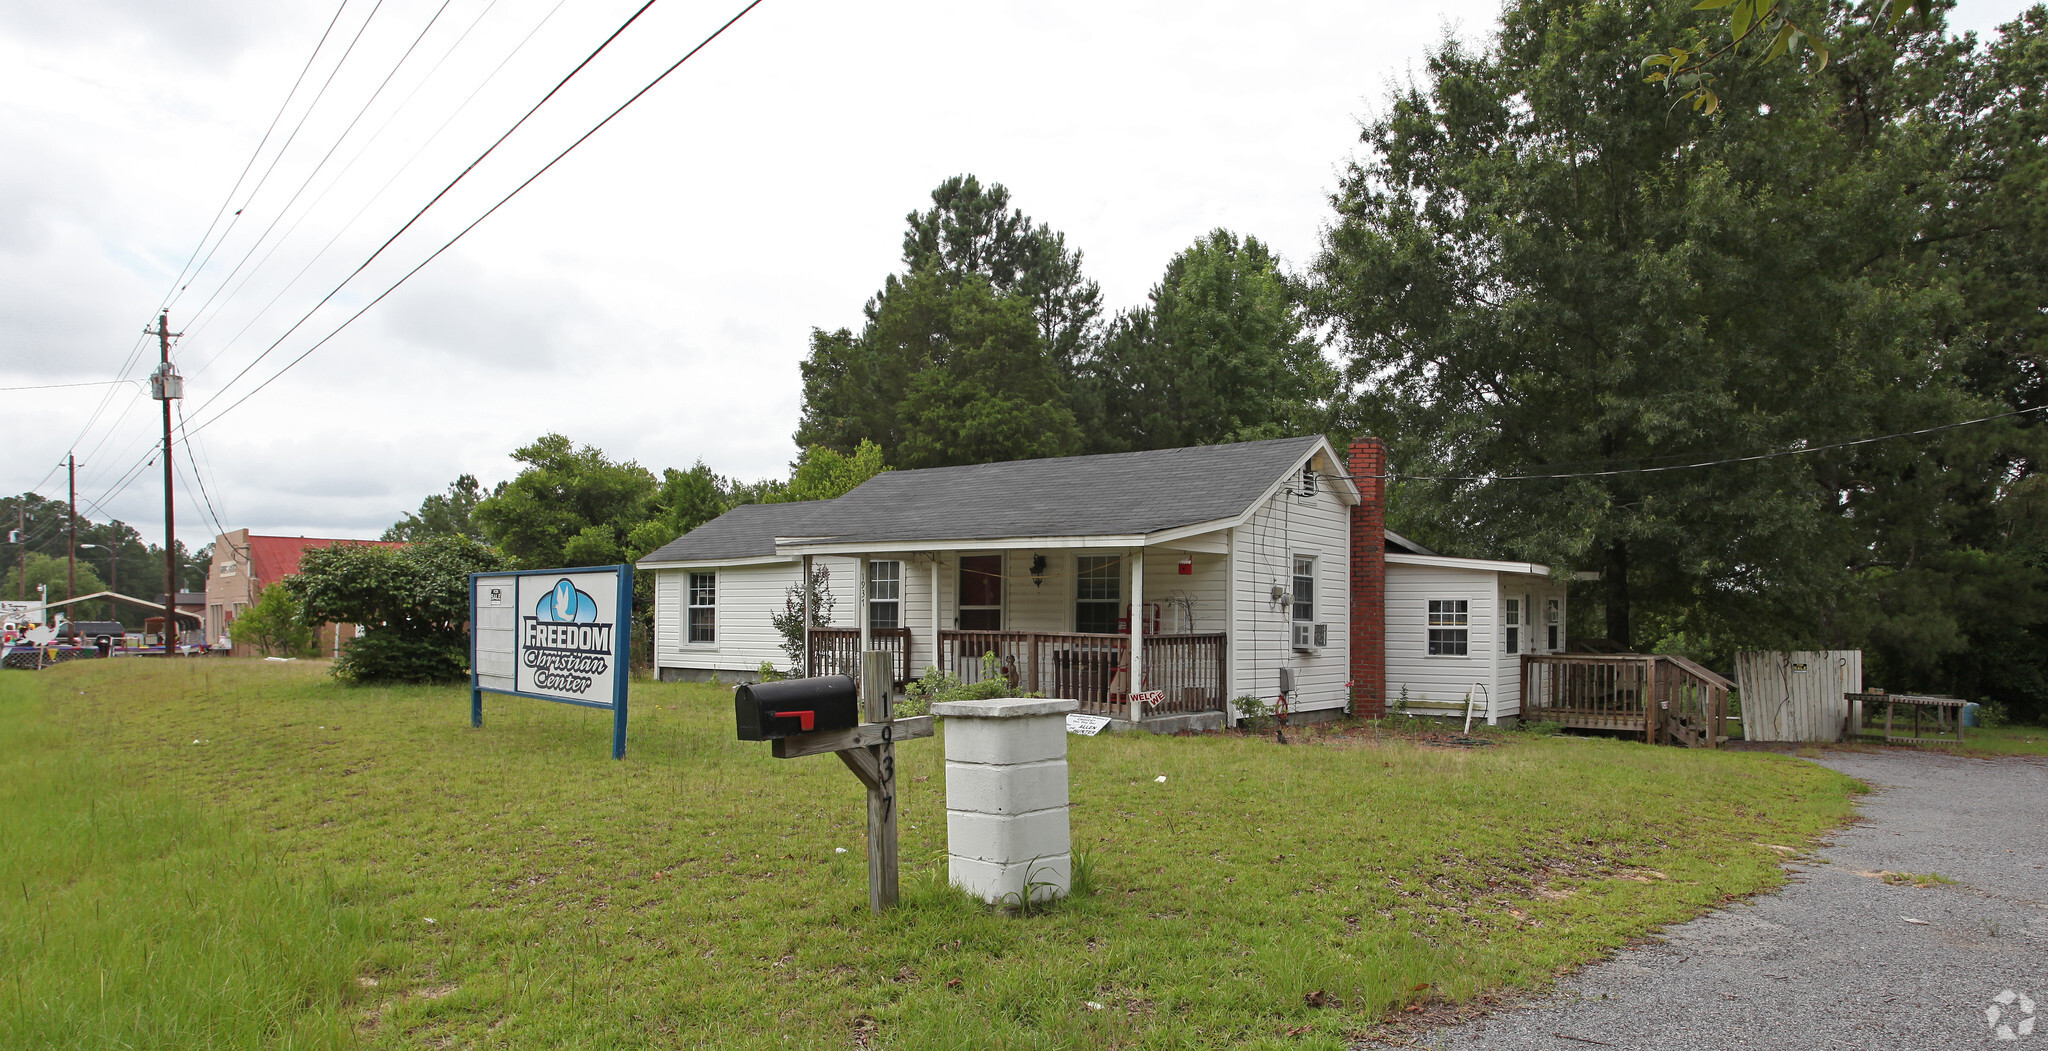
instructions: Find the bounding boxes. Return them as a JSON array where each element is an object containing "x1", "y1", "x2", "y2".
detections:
[{"x1": 471, "y1": 564, "x2": 632, "y2": 759}]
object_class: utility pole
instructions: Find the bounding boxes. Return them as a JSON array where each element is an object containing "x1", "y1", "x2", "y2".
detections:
[
  {"x1": 15, "y1": 501, "x2": 23, "y2": 600},
  {"x1": 67, "y1": 454, "x2": 76, "y2": 605},
  {"x1": 147, "y1": 313, "x2": 183, "y2": 655}
]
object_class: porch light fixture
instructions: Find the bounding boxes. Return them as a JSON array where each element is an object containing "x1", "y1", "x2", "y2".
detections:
[{"x1": 1030, "y1": 554, "x2": 1047, "y2": 587}]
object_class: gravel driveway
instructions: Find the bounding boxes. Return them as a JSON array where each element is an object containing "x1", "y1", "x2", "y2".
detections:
[{"x1": 1417, "y1": 748, "x2": 2048, "y2": 1050}]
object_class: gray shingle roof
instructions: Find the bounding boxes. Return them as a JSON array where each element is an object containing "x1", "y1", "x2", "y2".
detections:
[
  {"x1": 636, "y1": 502, "x2": 833, "y2": 564},
  {"x1": 637, "y1": 436, "x2": 1331, "y2": 565}
]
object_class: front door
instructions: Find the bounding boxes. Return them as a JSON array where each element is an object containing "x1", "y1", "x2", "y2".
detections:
[{"x1": 958, "y1": 555, "x2": 1003, "y2": 630}]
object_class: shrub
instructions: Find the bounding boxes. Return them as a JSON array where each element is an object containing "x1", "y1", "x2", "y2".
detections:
[
  {"x1": 901, "y1": 653, "x2": 1035, "y2": 717},
  {"x1": 1234, "y1": 694, "x2": 1274, "y2": 731},
  {"x1": 293, "y1": 535, "x2": 509, "y2": 685}
]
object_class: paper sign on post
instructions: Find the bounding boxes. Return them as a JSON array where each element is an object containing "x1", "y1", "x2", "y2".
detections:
[{"x1": 1067, "y1": 713, "x2": 1112, "y2": 736}]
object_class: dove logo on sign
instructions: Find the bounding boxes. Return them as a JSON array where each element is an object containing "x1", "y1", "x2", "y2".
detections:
[{"x1": 519, "y1": 576, "x2": 614, "y2": 698}]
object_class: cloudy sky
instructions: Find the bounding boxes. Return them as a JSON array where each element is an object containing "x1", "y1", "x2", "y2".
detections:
[{"x1": 1, "y1": 0, "x2": 2035, "y2": 549}]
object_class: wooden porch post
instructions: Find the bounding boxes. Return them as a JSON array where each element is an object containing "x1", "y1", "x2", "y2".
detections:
[
  {"x1": 1130, "y1": 547, "x2": 1145, "y2": 722},
  {"x1": 929, "y1": 554, "x2": 942, "y2": 680},
  {"x1": 858, "y1": 555, "x2": 872, "y2": 663},
  {"x1": 801, "y1": 554, "x2": 814, "y2": 676}
]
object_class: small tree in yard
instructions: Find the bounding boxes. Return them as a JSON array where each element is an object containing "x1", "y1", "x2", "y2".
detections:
[
  {"x1": 291, "y1": 535, "x2": 509, "y2": 684},
  {"x1": 232, "y1": 583, "x2": 315, "y2": 657},
  {"x1": 769, "y1": 566, "x2": 834, "y2": 673}
]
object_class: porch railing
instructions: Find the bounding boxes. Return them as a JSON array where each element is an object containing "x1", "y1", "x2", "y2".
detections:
[
  {"x1": 938, "y1": 630, "x2": 1226, "y2": 717},
  {"x1": 1521, "y1": 653, "x2": 1733, "y2": 747},
  {"x1": 806, "y1": 628, "x2": 913, "y2": 684}
]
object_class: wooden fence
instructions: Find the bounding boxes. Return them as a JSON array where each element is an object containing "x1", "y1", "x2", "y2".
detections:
[
  {"x1": 1732, "y1": 650, "x2": 1863, "y2": 743},
  {"x1": 1521, "y1": 653, "x2": 1734, "y2": 747}
]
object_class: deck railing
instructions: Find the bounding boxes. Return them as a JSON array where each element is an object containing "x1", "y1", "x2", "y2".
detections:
[
  {"x1": 806, "y1": 628, "x2": 913, "y2": 684},
  {"x1": 1521, "y1": 653, "x2": 1733, "y2": 747},
  {"x1": 938, "y1": 630, "x2": 1227, "y2": 717}
]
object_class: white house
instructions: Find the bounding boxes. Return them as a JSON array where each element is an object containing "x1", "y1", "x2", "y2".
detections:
[{"x1": 637, "y1": 436, "x2": 1567, "y2": 726}]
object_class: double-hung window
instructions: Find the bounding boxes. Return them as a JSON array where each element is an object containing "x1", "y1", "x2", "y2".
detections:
[
  {"x1": 1504, "y1": 597, "x2": 1521, "y2": 654},
  {"x1": 868, "y1": 561, "x2": 902, "y2": 630},
  {"x1": 1292, "y1": 556, "x2": 1316, "y2": 622},
  {"x1": 1427, "y1": 599, "x2": 1469, "y2": 656},
  {"x1": 1075, "y1": 555, "x2": 1120, "y2": 634},
  {"x1": 1546, "y1": 598, "x2": 1561, "y2": 651},
  {"x1": 687, "y1": 572, "x2": 716, "y2": 643}
]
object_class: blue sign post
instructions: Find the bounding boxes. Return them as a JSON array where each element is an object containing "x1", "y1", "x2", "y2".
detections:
[{"x1": 469, "y1": 564, "x2": 633, "y2": 759}]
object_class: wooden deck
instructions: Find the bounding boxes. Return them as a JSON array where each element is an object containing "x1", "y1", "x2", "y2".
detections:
[{"x1": 1521, "y1": 653, "x2": 1734, "y2": 747}]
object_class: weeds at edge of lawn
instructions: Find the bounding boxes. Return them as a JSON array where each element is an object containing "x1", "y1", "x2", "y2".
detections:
[
  {"x1": 20, "y1": 659, "x2": 1861, "y2": 1051},
  {"x1": 0, "y1": 669, "x2": 376, "y2": 1051}
]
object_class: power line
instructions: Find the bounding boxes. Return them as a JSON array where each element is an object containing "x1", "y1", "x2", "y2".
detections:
[
  {"x1": 163, "y1": 0, "x2": 391, "y2": 319},
  {"x1": 189, "y1": 0, "x2": 568, "y2": 379},
  {"x1": 176, "y1": 403, "x2": 229, "y2": 542},
  {"x1": 1336, "y1": 404, "x2": 2048, "y2": 484},
  {"x1": 33, "y1": 3, "x2": 353, "y2": 498},
  {"x1": 156, "y1": 0, "x2": 354, "y2": 315},
  {"x1": 185, "y1": 0, "x2": 763, "y2": 431},
  {"x1": 173, "y1": 0, "x2": 459, "y2": 335},
  {"x1": 0, "y1": 379, "x2": 142, "y2": 393}
]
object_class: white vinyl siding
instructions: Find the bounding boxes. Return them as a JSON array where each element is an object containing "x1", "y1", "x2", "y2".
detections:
[{"x1": 1228, "y1": 459, "x2": 1351, "y2": 715}]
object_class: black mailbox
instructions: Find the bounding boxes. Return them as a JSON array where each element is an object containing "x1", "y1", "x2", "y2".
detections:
[{"x1": 735, "y1": 674, "x2": 860, "y2": 741}]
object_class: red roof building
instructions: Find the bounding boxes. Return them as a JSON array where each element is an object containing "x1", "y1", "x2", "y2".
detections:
[{"x1": 204, "y1": 529, "x2": 405, "y2": 656}]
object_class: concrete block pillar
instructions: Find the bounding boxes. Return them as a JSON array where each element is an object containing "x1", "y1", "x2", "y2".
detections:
[{"x1": 929, "y1": 697, "x2": 1079, "y2": 904}]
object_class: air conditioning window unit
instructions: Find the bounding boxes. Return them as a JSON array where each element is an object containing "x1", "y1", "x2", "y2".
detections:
[
  {"x1": 1292, "y1": 623, "x2": 1321, "y2": 651},
  {"x1": 1313, "y1": 623, "x2": 1328, "y2": 648}
]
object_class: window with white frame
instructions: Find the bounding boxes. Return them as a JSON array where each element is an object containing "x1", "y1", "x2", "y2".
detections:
[
  {"x1": 1292, "y1": 556, "x2": 1315, "y2": 622},
  {"x1": 1504, "y1": 597, "x2": 1521, "y2": 654},
  {"x1": 868, "y1": 560, "x2": 901, "y2": 630},
  {"x1": 687, "y1": 572, "x2": 716, "y2": 643},
  {"x1": 1427, "y1": 599, "x2": 1469, "y2": 656},
  {"x1": 1075, "y1": 555, "x2": 1120, "y2": 634},
  {"x1": 1546, "y1": 597, "x2": 1561, "y2": 651}
]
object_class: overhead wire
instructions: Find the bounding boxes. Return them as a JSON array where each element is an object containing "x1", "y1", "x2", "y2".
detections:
[
  {"x1": 32, "y1": 1, "x2": 353, "y2": 502},
  {"x1": 188, "y1": 0, "x2": 571, "y2": 379},
  {"x1": 162, "y1": 0, "x2": 391, "y2": 319},
  {"x1": 181, "y1": 0, "x2": 768, "y2": 437},
  {"x1": 0, "y1": 379, "x2": 143, "y2": 394},
  {"x1": 173, "y1": 0, "x2": 459, "y2": 339},
  {"x1": 157, "y1": 0, "x2": 355, "y2": 314},
  {"x1": 1332, "y1": 404, "x2": 2048, "y2": 484}
]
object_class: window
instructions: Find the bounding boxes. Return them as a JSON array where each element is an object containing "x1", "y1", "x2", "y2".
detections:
[
  {"x1": 1504, "y1": 597, "x2": 1520, "y2": 654},
  {"x1": 1427, "y1": 599, "x2": 1469, "y2": 656},
  {"x1": 687, "y1": 572, "x2": 716, "y2": 643},
  {"x1": 957, "y1": 555, "x2": 1002, "y2": 631},
  {"x1": 1546, "y1": 598, "x2": 1561, "y2": 652},
  {"x1": 1292, "y1": 556, "x2": 1315, "y2": 622},
  {"x1": 219, "y1": 562, "x2": 236, "y2": 577},
  {"x1": 1075, "y1": 555, "x2": 1120, "y2": 634},
  {"x1": 868, "y1": 561, "x2": 901, "y2": 630}
]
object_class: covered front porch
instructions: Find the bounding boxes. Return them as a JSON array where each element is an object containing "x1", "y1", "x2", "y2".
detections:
[{"x1": 792, "y1": 537, "x2": 1234, "y2": 722}]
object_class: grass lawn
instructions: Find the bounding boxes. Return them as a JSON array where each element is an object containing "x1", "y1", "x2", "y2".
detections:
[{"x1": 3, "y1": 660, "x2": 1862, "y2": 1049}]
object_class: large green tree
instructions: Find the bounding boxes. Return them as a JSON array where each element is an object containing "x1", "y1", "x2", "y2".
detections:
[
  {"x1": 473, "y1": 435, "x2": 657, "y2": 568},
  {"x1": 1309, "y1": 0, "x2": 2039, "y2": 672},
  {"x1": 1086, "y1": 229, "x2": 1337, "y2": 453},
  {"x1": 796, "y1": 177, "x2": 1095, "y2": 464},
  {"x1": 798, "y1": 269, "x2": 1081, "y2": 470},
  {"x1": 385, "y1": 474, "x2": 500, "y2": 543}
]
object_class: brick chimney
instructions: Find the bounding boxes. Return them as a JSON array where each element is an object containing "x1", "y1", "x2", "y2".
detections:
[{"x1": 1348, "y1": 438, "x2": 1388, "y2": 717}]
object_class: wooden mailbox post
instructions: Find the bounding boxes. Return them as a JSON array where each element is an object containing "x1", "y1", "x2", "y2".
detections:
[{"x1": 770, "y1": 651, "x2": 932, "y2": 913}]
